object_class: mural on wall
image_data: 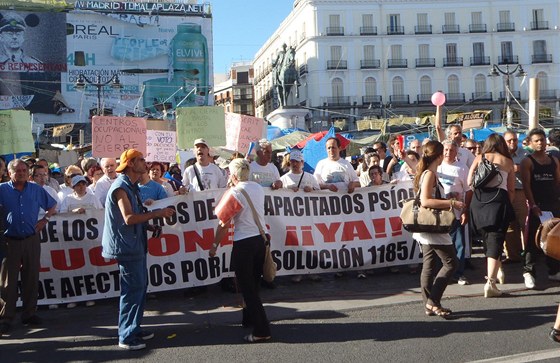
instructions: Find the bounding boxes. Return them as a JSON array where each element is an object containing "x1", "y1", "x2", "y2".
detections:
[
  {"x1": 0, "y1": 10, "x2": 67, "y2": 114},
  {"x1": 2, "y1": 2, "x2": 213, "y2": 125}
]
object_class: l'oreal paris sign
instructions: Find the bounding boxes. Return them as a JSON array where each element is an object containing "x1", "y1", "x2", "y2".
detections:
[{"x1": 74, "y1": 1, "x2": 212, "y2": 16}]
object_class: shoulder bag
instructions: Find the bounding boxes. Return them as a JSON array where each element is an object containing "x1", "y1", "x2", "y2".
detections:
[
  {"x1": 399, "y1": 171, "x2": 455, "y2": 234},
  {"x1": 236, "y1": 188, "x2": 277, "y2": 283},
  {"x1": 471, "y1": 154, "x2": 502, "y2": 189},
  {"x1": 535, "y1": 217, "x2": 560, "y2": 260}
]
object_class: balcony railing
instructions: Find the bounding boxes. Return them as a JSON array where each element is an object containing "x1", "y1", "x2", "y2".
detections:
[
  {"x1": 446, "y1": 93, "x2": 466, "y2": 103},
  {"x1": 299, "y1": 64, "x2": 308, "y2": 76},
  {"x1": 498, "y1": 55, "x2": 519, "y2": 64},
  {"x1": 442, "y1": 24, "x2": 460, "y2": 33},
  {"x1": 417, "y1": 94, "x2": 432, "y2": 103},
  {"x1": 443, "y1": 57, "x2": 463, "y2": 67},
  {"x1": 469, "y1": 24, "x2": 487, "y2": 33},
  {"x1": 415, "y1": 58, "x2": 436, "y2": 67},
  {"x1": 387, "y1": 59, "x2": 407, "y2": 68},
  {"x1": 531, "y1": 21, "x2": 549, "y2": 30},
  {"x1": 362, "y1": 95, "x2": 382, "y2": 105},
  {"x1": 414, "y1": 25, "x2": 432, "y2": 34},
  {"x1": 327, "y1": 60, "x2": 347, "y2": 69},
  {"x1": 499, "y1": 91, "x2": 521, "y2": 100},
  {"x1": 470, "y1": 56, "x2": 490, "y2": 66},
  {"x1": 472, "y1": 92, "x2": 493, "y2": 101},
  {"x1": 360, "y1": 59, "x2": 381, "y2": 69},
  {"x1": 389, "y1": 95, "x2": 410, "y2": 104},
  {"x1": 497, "y1": 22, "x2": 515, "y2": 32},
  {"x1": 360, "y1": 26, "x2": 377, "y2": 35},
  {"x1": 326, "y1": 26, "x2": 344, "y2": 35},
  {"x1": 233, "y1": 94, "x2": 253, "y2": 100},
  {"x1": 540, "y1": 90, "x2": 556, "y2": 99},
  {"x1": 327, "y1": 96, "x2": 351, "y2": 106},
  {"x1": 532, "y1": 54, "x2": 553, "y2": 63},
  {"x1": 387, "y1": 26, "x2": 405, "y2": 35}
]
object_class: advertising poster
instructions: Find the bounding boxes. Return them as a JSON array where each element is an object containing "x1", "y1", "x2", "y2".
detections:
[
  {"x1": 0, "y1": 10, "x2": 67, "y2": 115},
  {"x1": 35, "y1": 4, "x2": 213, "y2": 125}
]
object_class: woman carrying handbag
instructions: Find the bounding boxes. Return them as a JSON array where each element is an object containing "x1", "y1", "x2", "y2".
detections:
[
  {"x1": 413, "y1": 141, "x2": 464, "y2": 317},
  {"x1": 210, "y1": 159, "x2": 271, "y2": 343}
]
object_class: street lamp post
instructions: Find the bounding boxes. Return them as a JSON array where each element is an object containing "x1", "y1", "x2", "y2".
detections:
[
  {"x1": 75, "y1": 73, "x2": 122, "y2": 116},
  {"x1": 488, "y1": 64, "x2": 526, "y2": 128}
]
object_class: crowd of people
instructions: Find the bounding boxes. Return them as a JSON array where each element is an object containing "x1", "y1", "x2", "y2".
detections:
[{"x1": 0, "y1": 121, "x2": 560, "y2": 348}]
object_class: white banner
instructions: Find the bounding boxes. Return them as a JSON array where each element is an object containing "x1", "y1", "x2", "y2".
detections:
[{"x1": 36, "y1": 182, "x2": 420, "y2": 305}]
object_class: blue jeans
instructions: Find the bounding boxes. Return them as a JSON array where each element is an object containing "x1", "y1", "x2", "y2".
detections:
[
  {"x1": 118, "y1": 256, "x2": 148, "y2": 344},
  {"x1": 449, "y1": 219, "x2": 465, "y2": 277}
]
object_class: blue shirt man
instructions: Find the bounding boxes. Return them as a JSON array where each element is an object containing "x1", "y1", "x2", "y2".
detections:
[{"x1": 0, "y1": 159, "x2": 56, "y2": 336}]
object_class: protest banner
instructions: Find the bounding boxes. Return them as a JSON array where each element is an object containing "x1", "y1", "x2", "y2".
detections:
[
  {"x1": 225, "y1": 112, "x2": 266, "y2": 154},
  {"x1": 35, "y1": 182, "x2": 419, "y2": 305},
  {"x1": 91, "y1": 116, "x2": 147, "y2": 157},
  {"x1": 0, "y1": 110, "x2": 34, "y2": 155},
  {"x1": 146, "y1": 129, "x2": 177, "y2": 163},
  {"x1": 176, "y1": 106, "x2": 225, "y2": 149},
  {"x1": 52, "y1": 124, "x2": 74, "y2": 137}
]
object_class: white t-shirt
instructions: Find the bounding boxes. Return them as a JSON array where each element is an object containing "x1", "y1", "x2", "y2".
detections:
[
  {"x1": 437, "y1": 161, "x2": 469, "y2": 219},
  {"x1": 249, "y1": 162, "x2": 281, "y2": 187},
  {"x1": 60, "y1": 192, "x2": 104, "y2": 213},
  {"x1": 183, "y1": 163, "x2": 227, "y2": 191},
  {"x1": 214, "y1": 181, "x2": 265, "y2": 241},
  {"x1": 93, "y1": 174, "x2": 117, "y2": 206},
  {"x1": 281, "y1": 171, "x2": 320, "y2": 190},
  {"x1": 314, "y1": 158, "x2": 359, "y2": 192},
  {"x1": 457, "y1": 147, "x2": 475, "y2": 168}
]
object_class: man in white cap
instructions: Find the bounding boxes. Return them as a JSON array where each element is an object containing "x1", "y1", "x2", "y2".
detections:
[
  {"x1": 280, "y1": 150, "x2": 319, "y2": 192},
  {"x1": 59, "y1": 175, "x2": 103, "y2": 214},
  {"x1": 182, "y1": 138, "x2": 227, "y2": 191}
]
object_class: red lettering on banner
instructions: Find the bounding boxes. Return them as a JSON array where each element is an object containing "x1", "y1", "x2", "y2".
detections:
[
  {"x1": 285, "y1": 226, "x2": 299, "y2": 246},
  {"x1": 89, "y1": 246, "x2": 116, "y2": 267},
  {"x1": 51, "y1": 248, "x2": 86, "y2": 271},
  {"x1": 372, "y1": 218, "x2": 387, "y2": 238},
  {"x1": 184, "y1": 229, "x2": 214, "y2": 252},
  {"x1": 149, "y1": 234, "x2": 180, "y2": 256},
  {"x1": 301, "y1": 225, "x2": 314, "y2": 246},
  {"x1": 341, "y1": 221, "x2": 372, "y2": 241},
  {"x1": 388, "y1": 217, "x2": 403, "y2": 237},
  {"x1": 315, "y1": 222, "x2": 341, "y2": 242}
]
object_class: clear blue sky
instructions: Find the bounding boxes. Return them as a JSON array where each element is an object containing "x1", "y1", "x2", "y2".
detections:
[{"x1": 211, "y1": 0, "x2": 294, "y2": 75}]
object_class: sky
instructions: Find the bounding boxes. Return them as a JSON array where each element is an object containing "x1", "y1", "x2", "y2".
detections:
[{"x1": 210, "y1": 0, "x2": 294, "y2": 75}]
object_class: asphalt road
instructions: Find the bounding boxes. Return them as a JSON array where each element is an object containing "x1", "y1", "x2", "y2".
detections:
[{"x1": 2, "y1": 255, "x2": 560, "y2": 363}]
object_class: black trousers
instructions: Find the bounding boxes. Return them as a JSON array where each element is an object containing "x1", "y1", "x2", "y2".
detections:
[{"x1": 232, "y1": 235, "x2": 270, "y2": 337}]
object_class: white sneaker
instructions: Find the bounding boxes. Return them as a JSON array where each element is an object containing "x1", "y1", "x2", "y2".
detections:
[
  {"x1": 549, "y1": 272, "x2": 560, "y2": 281},
  {"x1": 457, "y1": 276, "x2": 469, "y2": 285},
  {"x1": 524, "y1": 272, "x2": 536, "y2": 289},
  {"x1": 66, "y1": 302, "x2": 77, "y2": 309},
  {"x1": 85, "y1": 301, "x2": 96, "y2": 307},
  {"x1": 48, "y1": 304, "x2": 59, "y2": 310}
]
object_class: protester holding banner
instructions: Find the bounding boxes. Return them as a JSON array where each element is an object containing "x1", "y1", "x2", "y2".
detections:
[
  {"x1": 210, "y1": 158, "x2": 271, "y2": 343},
  {"x1": 249, "y1": 139, "x2": 282, "y2": 189},
  {"x1": 182, "y1": 138, "x2": 227, "y2": 192},
  {"x1": 58, "y1": 165, "x2": 84, "y2": 201},
  {"x1": 280, "y1": 150, "x2": 319, "y2": 193},
  {"x1": 148, "y1": 161, "x2": 179, "y2": 198},
  {"x1": 138, "y1": 169, "x2": 167, "y2": 206},
  {"x1": 59, "y1": 175, "x2": 103, "y2": 214},
  {"x1": 314, "y1": 137, "x2": 360, "y2": 194},
  {"x1": 413, "y1": 141, "x2": 463, "y2": 317},
  {"x1": 102, "y1": 149, "x2": 175, "y2": 350},
  {"x1": 468, "y1": 134, "x2": 515, "y2": 298},
  {"x1": 0, "y1": 159, "x2": 57, "y2": 337},
  {"x1": 93, "y1": 158, "x2": 118, "y2": 206}
]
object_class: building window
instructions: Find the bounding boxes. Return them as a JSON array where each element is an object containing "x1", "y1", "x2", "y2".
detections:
[
  {"x1": 420, "y1": 75, "x2": 432, "y2": 95},
  {"x1": 474, "y1": 74, "x2": 487, "y2": 93},
  {"x1": 332, "y1": 78, "x2": 344, "y2": 97},
  {"x1": 331, "y1": 45, "x2": 342, "y2": 61},
  {"x1": 237, "y1": 71, "x2": 249, "y2": 84},
  {"x1": 447, "y1": 75, "x2": 460, "y2": 94},
  {"x1": 388, "y1": 14, "x2": 402, "y2": 34},
  {"x1": 533, "y1": 40, "x2": 547, "y2": 55},
  {"x1": 418, "y1": 44, "x2": 430, "y2": 59},
  {"x1": 365, "y1": 77, "x2": 377, "y2": 96},
  {"x1": 392, "y1": 76, "x2": 404, "y2": 96},
  {"x1": 537, "y1": 71, "x2": 548, "y2": 90},
  {"x1": 363, "y1": 14, "x2": 373, "y2": 28},
  {"x1": 473, "y1": 42, "x2": 485, "y2": 58},
  {"x1": 364, "y1": 45, "x2": 375, "y2": 60},
  {"x1": 501, "y1": 41, "x2": 513, "y2": 62},
  {"x1": 446, "y1": 43, "x2": 457, "y2": 60},
  {"x1": 328, "y1": 14, "x2": 343, "y2": 35}
]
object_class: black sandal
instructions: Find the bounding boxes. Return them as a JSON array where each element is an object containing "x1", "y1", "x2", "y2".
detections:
[{"x1": 425, "y1": 304, "x2": 452, "y2": 317}]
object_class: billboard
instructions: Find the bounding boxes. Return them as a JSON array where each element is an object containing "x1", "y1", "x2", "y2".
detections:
[
  {"x1": 5, "y1": 3, "x2": 213, "y2": 125},
  {"x1": 0, "y1": 10, "x2": 67, "y2": 114}
]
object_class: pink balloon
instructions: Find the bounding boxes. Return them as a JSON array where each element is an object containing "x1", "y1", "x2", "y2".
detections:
[{"x1": 431, "y1": 91, "x2": 446, "y2": 106}]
